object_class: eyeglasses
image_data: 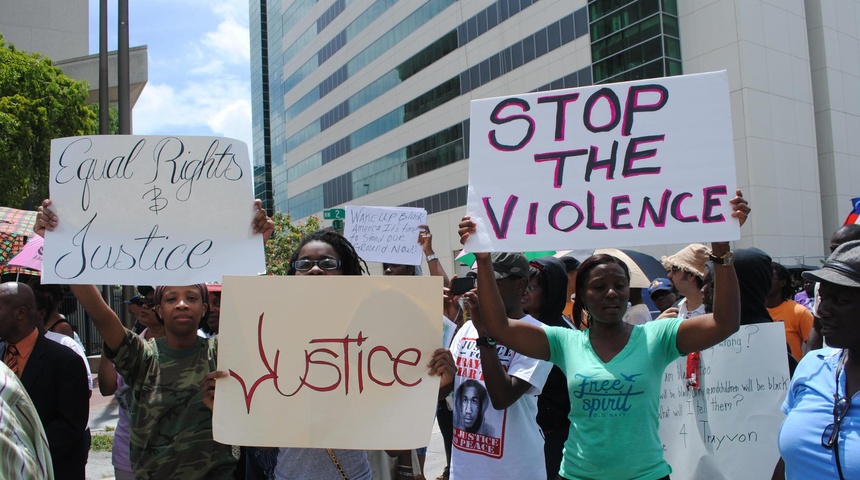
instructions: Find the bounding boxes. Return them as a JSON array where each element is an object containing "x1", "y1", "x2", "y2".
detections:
[
  {"x1": 292, "y1": 258, "x2": 342, "y2": 271},
  {"x1": 821, "y1": 355, "x2": 851, "y2": 451}
]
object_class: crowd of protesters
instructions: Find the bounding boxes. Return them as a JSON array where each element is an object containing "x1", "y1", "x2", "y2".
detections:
[{"x1": 0, "y1": 191, "x2": 857, "y2": 480}]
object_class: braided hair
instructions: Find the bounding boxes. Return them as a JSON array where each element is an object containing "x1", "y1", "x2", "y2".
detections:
[{"x1": 287, "y1": 229, "x2": 368, "y2": 276}]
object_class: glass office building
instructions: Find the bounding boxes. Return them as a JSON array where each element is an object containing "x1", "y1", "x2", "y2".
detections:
[{"x1": 251, "y1": 0, "x2": 860, "y2": 267}]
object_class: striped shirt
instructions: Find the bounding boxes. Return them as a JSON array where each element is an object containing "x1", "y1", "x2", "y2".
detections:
[{"x1": 0, "y1": 361, "x2": 54, "y2": 479}]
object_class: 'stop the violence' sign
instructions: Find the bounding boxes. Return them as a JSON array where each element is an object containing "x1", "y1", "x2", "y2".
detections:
[{"x1": 465, "y1": 71, "x2": 738, "y2": 253}]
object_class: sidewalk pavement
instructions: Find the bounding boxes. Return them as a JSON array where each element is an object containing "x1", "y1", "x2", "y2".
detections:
[{"x1": 87, "y1": 387, "x2": 449, "y2": 480}]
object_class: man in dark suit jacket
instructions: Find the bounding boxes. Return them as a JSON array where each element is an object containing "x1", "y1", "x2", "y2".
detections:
[{"x1": 0, "y1": 281, "x2": 90, "y2": 480}]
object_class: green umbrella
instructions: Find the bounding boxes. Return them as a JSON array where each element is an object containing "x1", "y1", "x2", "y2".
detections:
[{"x1": 456, "y1": 250, "x2": 557, "y2": 267}]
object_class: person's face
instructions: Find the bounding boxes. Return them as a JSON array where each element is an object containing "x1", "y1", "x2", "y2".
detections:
[
  {"x1": 208, "y1": 292, "x2": 221, "y2": 333},
  {"x1": 667, "y1": 267, "x2": 699, "y2": 296},
  {"x1": 128, "y1": 303, "x2": 142, "y2": 320},
  {"x1": 295, "y1": 241, "x2": 343, "y2": 276},
  {"x1": 138, "y1": 292, "x2": 157, "y2": 328},
  {"x1": 769, "y1": 269, "x2": 784, "y2": 297},
  {"x1": 383, "y1": 264, "x2": 413, "y2": 276},
  {"x1": 0, "y1": 295, "x2": 22, "y2": 339},
  {"x1": 155, "y1": 286, "x2": 206, "y2": 335},
  {"x1": 460, "y1": 385, "x2": 481, "y2": 428},
  {"x1": 816, "y1": 282, "x2": 860, "y2": 348},
  {"x1": 803, "y1": 279, "x2": 815, "y2": 296},
  {"x1": 583, "y1": 263, "x2": 629, "y2": 325},
  {"x1": 651, "y1": 290, "x2": 677, "y2": 313},
  {"x1": 521, "y1": 275, "x2": 543, "y2": 315},
  {"x1": 496, "y1": 275, "x2": 526, "y2": 312}
]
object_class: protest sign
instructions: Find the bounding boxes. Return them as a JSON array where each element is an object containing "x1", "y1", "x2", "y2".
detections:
[
  {"x1": 41, "y1": 135, "x2": 264, "y2": 285},
  {"x1": 344, "y1": 205, "x2": 427, "y2": 265},
  {"x1": 466, "y1": 70, "x2": 738, "y2": 252},
  {"x1": 658, "y1": 323, "x2": 789, "y2": 479},
  {"x1": 213, "y1": 275, "x2": 443, "y2": 448}
]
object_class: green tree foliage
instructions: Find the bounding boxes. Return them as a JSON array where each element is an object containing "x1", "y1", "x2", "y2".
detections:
[
  {"x1": 265, "y1": 212, "x2": 321, "y2": 275},
  {"x1": 87, "y1": 103, "x2": 120, "y2": 135},
  {"x1": 0, "y1": 34, "x2": 96, "y2": 208}
]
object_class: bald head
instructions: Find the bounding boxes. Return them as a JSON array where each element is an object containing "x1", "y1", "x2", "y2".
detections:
[
  {"x1": 830, "y1": 224, "x2": 860, "y2": 253},
  {"x1": 0, "y1": 282, "x2": 38, "y2": 342}
]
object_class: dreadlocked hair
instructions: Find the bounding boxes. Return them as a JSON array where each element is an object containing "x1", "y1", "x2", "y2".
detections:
[
  {"x1": 287, "y1": 229, "x2": 368, "y2": 276},
  {"x1": 571, "y1": 254, "x2": 630, "y2": 330},
  {"x1": 771, "y1": 262, "x2": 795, "y2": 301}
]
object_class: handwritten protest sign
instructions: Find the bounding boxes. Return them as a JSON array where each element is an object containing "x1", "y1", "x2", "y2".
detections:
[
  {"x1": 658, "y1": 323, "x2": 789, "y2": 479},
  {"x1": 41, "y1": 135, "x2": 264, "y2": 285},
  {"x1": 465, "y1": 70, "x2": 739, "y2": 252},
  {"x1": 213, "y1": 275, "x2": 442, "y2": 448},
  {"x1": 344, "y1": 205, "x2": 427, "y2": 265}
]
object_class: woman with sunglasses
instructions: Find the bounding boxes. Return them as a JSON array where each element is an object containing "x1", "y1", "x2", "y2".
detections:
[
  {"x1": 457, "y1": 190, "x2": 749, "y2": 480},
  {"x1": 35, "y1": 198, "x2": 273, "y2": 480},
  {"x1": 777, "y1": 240, "x2": 860, "y2": 480},
  {"x1": 203, "y1": 229, "x2": 456, "y2": 480}
]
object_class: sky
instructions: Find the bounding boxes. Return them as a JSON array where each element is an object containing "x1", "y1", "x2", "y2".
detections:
[{"x1": 87, "y1": 0, "x2": 253, "y2": 149}]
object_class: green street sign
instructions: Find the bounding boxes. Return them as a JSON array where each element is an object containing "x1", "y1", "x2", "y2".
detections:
[
  {"x1": 332, "y1": 219, "x2": 345, "y2": 230},
  {"x1": 323, "y1": 208, "x2": 345, "y2": 220}
]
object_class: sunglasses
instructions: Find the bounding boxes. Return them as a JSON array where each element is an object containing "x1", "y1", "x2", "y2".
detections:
[
  {"x1": 292, "y1": 258, "x2": 341, "y2": 272},
  {"x1": 822, "y1": 354, "x2": 852, "y2": 448}
]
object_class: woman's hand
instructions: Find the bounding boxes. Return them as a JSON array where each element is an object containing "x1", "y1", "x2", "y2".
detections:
[
  {"x1": 253, "y1": 199, "x2": 275, "y2": 242},
  {"x1": 458, "y1": 216, "x2": 489, "y2": 261},
  {"x1": 200, "y1": 370, "x2": 228, "y2": 411},
  {"x1": 418, "y1": 224, "x2": 434, "y2": 255},
  {"x1": 729, "y1": 189, "x2": 750, "y2": 227},
  {"x1": 427, "y1": 348, "x2": 456, "y2": 387},
  {"x1": 35, "y1": 199, "x2": 58, "y2": 237}
]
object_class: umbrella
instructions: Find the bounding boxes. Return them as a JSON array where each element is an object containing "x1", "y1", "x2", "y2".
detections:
[
  {"x1": 555, "y1": 248, "x2": 665, "y2": 288},
  {"x1": 0, "y1": 207, "x2": 37, "y2": 237},
  {"x1": 0, "y1": 233, "x2": 40, "y2": 277},
  {"x1": 456, "y1": 250, "x2": 558, "y2": 267},
  {"x1": 7, "y1": 234, "x2": 43, "y2": 271}
]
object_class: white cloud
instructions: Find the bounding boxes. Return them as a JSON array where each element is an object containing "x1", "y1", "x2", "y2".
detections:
[{"x1": 132, "y1": 0, "x2": 253, "y2": 151}]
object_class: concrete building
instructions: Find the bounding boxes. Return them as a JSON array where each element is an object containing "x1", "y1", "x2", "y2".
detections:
[
  {"x1": 0, "y1": 0, "x2": 148, "y2": 109},
  {"x1": 251, "y1": 0, "x2": 860, "y2": 271}
]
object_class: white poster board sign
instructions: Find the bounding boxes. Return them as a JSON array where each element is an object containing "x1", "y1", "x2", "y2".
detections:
[
  {"x1": 42, "y1": 135, "x2": 264, "y2": 285},
  {"x1": 658, "y1": 323, "x2": 789, "y2": 479},
  {"x1": 344, "y1": 205, "x2": 427, "y2": 265},
  {"x1": 466, "y1": 70, "x2": 739, "y2": 252},
  {"x1": 213, "y1": 275, "x2": 442, "y2": 448}
]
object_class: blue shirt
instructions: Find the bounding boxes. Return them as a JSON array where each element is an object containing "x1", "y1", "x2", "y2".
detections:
[{"x1": 779, "y1": 348, "x2": 858, "y2": 479}]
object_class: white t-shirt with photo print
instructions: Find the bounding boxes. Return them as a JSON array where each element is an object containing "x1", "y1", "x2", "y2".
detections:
[{"x1": 448, "y1": 316, "x2": 552, "y2": 480}]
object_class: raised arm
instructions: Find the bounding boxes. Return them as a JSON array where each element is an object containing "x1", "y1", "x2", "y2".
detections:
[
  {"x1": 459, "y1": 217, "x2": 550, "y2": 361},
  {"x1": 676, "y1": 190, "x2": 748, "y2": 353},
  {"x1": 418, "y1": 224, "x2": 450, "y2": 287},
  {"x1": 36, "y1": 199, "x2": 127, "y2": 352}
]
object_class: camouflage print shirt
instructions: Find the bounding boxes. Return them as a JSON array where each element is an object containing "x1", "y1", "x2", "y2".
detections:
[{"x1": 106, "y1": 329, "x2": 236, "y2": 479}]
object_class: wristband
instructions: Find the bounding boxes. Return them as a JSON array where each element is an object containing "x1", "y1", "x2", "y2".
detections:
[
  {"x1": 476, "y1": 336, "x2": 497, "y2": 347},
  {"x1": 426, "y1": 254, "x2": 438, "y2": 262}
]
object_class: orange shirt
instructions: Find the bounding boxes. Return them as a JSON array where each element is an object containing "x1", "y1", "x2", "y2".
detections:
[
  {"x1": 767, "y1": 300, "x2": 814, "y2": 361},
  {"x1": 5, "y1": 328, "x2": 39, "y2": 377}
]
